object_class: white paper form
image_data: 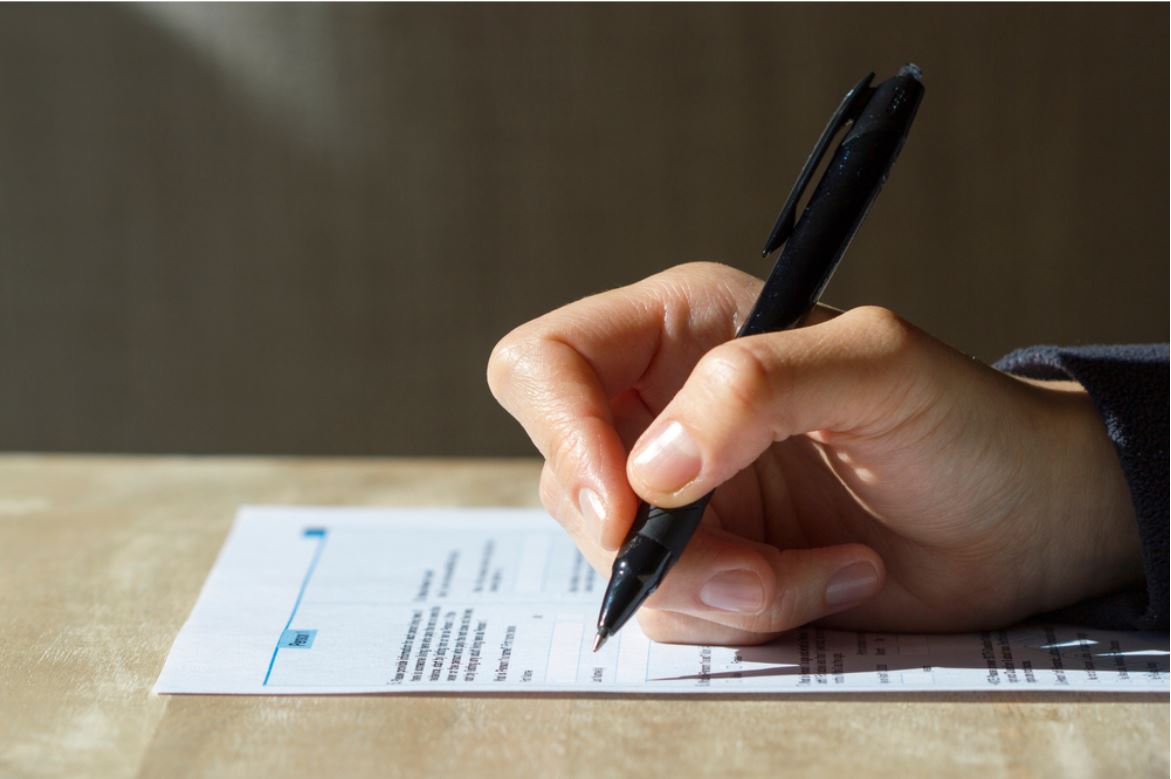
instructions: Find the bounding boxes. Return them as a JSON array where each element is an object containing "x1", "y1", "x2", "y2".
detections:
[{"x1": 154, "y1": 507, "x2": 1170, "y2": 695}]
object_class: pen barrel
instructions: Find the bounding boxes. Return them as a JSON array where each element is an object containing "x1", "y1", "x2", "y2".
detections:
[
  {"x1": 597, "y1": 496, "x2": 711, "y2": 635},
  {"x1": 626, "y1": 494, "x2": 712, "y2": 554},
  {"x1": 740, "y1": 70, "x2": 923, "y2": 338},
  {"x1": 597, "y1": 68, "x2": 924, "y2": 642}
]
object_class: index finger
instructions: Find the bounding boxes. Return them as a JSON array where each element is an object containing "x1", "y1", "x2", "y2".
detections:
[{"x1": 486, "y1": 262, "x2": 761, "y2": 549}]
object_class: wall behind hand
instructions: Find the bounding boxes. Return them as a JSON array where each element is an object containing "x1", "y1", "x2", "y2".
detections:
[{"x1": 1, "y1": 4, "x2": 1166, "y2": 456}]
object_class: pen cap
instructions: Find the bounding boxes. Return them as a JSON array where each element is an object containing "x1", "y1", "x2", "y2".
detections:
[
  {"x1": 742, "y1": 67, "x2": 924, "y2": 336},
  {"x1": 841, "y1": 64, "x2": 924, "y2": 148}
]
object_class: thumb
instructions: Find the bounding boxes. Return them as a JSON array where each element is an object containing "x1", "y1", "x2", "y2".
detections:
[{"x1": 626, "y1": 305, "x2": 928, "y2": 507}]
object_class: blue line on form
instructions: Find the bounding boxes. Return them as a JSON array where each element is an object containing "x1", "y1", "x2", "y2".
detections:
[{"x1": 262, "y1": 527, "x2": 329, "y2": 685}]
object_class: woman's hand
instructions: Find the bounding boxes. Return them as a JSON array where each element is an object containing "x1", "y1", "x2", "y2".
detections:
[{"x1": 487, "y1": 263, "x2": 1143, "y2": 644}]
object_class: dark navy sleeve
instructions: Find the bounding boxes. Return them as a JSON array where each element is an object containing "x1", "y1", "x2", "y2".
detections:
[{"x1": 995, "y1": 344, "x2": 1168, "y2": 630}]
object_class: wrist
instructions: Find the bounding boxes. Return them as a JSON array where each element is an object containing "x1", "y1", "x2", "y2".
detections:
[{"x1": 1027, "y1": 379, "x2": 1144, "y2": 614}]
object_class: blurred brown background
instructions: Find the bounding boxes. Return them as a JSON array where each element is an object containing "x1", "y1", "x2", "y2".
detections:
[{"x1": 1, "y1": 4, "x2": 1166, "y2": 456}]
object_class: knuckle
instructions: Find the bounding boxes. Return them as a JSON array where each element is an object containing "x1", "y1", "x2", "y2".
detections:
[
  {"x1": 485, "y1": 331, "x2": 532, "y2": 396},
  {"x1": 700, "y1": 344, "x2": 767, "y2": 407},
  {"x1": 537, "y1": 464, "x2": 563, "y2": 516},
  {"x1": 545, "y1": 425, "x2": 585, "y2": 479},
  {"x1": 761, "y1": 550, "x2": 801, "y2": 631},
  {"x1": 833, "y1": 306, "x2": 930, "y2": 432},
  {"x1": 653, "y1": 262, "x2": 756, "y2": 301},
  {"x1": 662, "y1": 260, "x2": 734, "y2": 281},
  {"x1": 696, "y1": 342, "x2": 782, "y2": 426},
  {"x1": 843, "y1": 305, "x2": 919, "y2": 362},
  {"x1": 487, "y1": 332, "x2": 575, "y2": 412}
]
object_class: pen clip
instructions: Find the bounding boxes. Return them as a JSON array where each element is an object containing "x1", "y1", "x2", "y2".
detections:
[{"x1": 760, "y1": 72, "x2": 876, "y2": 257}]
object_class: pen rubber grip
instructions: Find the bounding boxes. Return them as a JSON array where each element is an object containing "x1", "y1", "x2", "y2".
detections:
[{"x1": 628, "y1": 494, "x2": 712, "y2": 555}]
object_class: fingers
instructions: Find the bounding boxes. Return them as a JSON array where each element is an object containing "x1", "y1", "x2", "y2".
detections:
[
  {"x1": 636, "y1": 610, "x2": 766, "y2": 646},
  {"x1": 640, "y1": 525, "x2": 885, "y2": 638},
  {"x1": 538, "y1": 461, "x2": 607, "y2": 552},
  {"x1": 540, "y1": 465, "x2": 885, "y2": 644},
  {"x1": 489, "y1": 262, "x2": 762, "y2": 549},
  {"x1": 627, "y1": 305, "x2": 933, "y2": 507}
]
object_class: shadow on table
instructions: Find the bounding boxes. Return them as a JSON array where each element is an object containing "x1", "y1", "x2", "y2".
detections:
[{"x1": 309, "y1": 626, "x2": 1171, "y2": 704}]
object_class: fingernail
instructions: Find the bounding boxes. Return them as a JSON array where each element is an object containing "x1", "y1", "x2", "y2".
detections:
[
  {"x1": 699, "y1": 570, "x2": 765, "y2": 613},
  {"x1": 577, "y1": 487, "x2": 606, "y2": 537},
  {"x1": 630, "y1": 420, "x2": 701, "y2": 493},
  {"x1": 824, "y1": 561, "x2": 881, "y2": 608}
]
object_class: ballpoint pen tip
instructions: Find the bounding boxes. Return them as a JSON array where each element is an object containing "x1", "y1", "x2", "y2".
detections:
[{"x1": 592, "y1": 632, "x2": 608, "y2": 653}]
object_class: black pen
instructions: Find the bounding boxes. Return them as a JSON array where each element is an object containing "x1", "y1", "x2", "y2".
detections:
[{"x1": 593, "y1": 65, "x2": 925, "y2": 652}]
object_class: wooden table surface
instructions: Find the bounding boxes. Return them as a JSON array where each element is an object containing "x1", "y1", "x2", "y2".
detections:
[{"x1": 1, "y1": 455, "x2": 1166, "y2": 779}]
